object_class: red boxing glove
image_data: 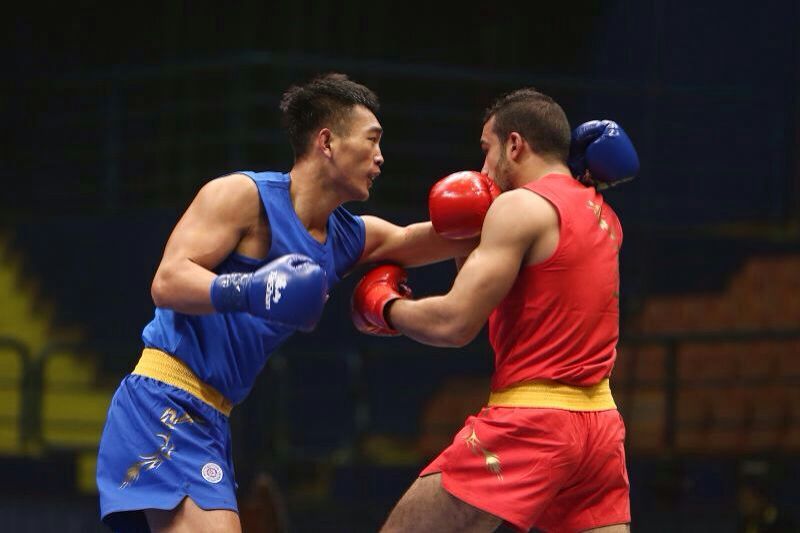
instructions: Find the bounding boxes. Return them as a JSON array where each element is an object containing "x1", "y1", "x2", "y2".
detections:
[
  {"x1": 428, "y1": 171, "x2": 500, "y2": 239},
  {"x1": 351, "y1": 265, "x2": 412, "y2": 336}
]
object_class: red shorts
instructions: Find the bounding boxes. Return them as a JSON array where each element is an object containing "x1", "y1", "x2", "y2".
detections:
[{"x1": 419, "y1": 407, "x2": 630, "y2": 533}]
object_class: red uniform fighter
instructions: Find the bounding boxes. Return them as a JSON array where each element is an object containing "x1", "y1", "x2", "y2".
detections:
[{"x1": 353, "y1": 89, "x2": 639, "y2": 533}]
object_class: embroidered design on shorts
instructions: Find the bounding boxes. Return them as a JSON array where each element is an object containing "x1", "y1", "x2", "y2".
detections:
[
  {"x1": 201, "y1": 462, "x2": 224, "y2": 484},
  {"x1": 160, "y1": 407, "x2": 194, "y2": 429},
  {"x1": 120, "y1": 407, "x2": 195, "y2": 489},
  {"x1": 464, "y1": 425, "x2": 503, "y2": 480}
]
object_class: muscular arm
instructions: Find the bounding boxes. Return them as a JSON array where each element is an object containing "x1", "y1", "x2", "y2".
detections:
[
  {"x1": 358, "y1": 216, "x2": 478, "y2": 268},
  {"x1": 150, "y1": 174, "x2": 262, "y2": 314},
  {"x1": 386, "y1": 191, "x2": 557, "y2": 347}
]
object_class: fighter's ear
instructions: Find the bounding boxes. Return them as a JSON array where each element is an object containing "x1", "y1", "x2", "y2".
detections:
[
  {"x1": 507, "y1": 132, "x2": 525, "y2": 160},
  {"x1": 316, "y1": 128, "x2": 334, "y2": 158}
]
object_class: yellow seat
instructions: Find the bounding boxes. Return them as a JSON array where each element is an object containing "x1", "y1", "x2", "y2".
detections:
[
  {"x1": 44, "y1": 352, "x2": 96, "y2": 388},
  {"x1": 42, "y1": 389, "x2": 113, "y2": 448}
]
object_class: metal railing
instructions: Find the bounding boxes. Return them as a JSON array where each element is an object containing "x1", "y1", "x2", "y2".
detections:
[{"x1": 0, "y1": 337, "x2": 32, "y2": 451}]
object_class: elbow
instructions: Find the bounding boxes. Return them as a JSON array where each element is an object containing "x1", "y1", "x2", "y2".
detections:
[
  {"x1": 150, "y1": 269, "x2": 172, "y2": 308},
  {"x1": 439, "y1": 320, "x2": 480, "y2": 348}
]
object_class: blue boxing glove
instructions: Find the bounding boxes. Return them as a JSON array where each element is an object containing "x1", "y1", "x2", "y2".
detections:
[
  {"x1": 210, "y1": 253, "x2": 328, "y2": 332},
  {"x1": 568, "y1": 120, "x2": 639, "y2": 189}
]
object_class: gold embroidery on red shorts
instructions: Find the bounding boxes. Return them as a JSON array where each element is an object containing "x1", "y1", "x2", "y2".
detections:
[{"x1": 464, "y1": 426, "x2": 503, "y2": 480}]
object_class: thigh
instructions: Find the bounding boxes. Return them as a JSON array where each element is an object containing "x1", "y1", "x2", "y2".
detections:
[
  {"x1": 420, "y1": 407, "x2": 584, "y2": 532},
  {"x1": 381, "y1": 473, "x2": 502, "y2": 533},
  {"x1": 536, "y1": 410, "x2": 630, "y2": 532},
  {"x1": 146, "y1": 496, "x2": 241, "y2": 533}
]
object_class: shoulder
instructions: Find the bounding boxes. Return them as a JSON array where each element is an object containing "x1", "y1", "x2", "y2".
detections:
[
  {"x1": 190, "y1": 173, "x2": 262, "y2": 222},
  {"x1": 486, "y1": 188, "x2": 558, "y2": 223},
  {"x1": 197, "y1": 173, "x2": 258, "y2": 201},
  {"x1": 481, "y1": 188, "x2": 558, "y2": 244},
  {"x1": 359, "y1": 214, "x2": 390, "y2": 235}
]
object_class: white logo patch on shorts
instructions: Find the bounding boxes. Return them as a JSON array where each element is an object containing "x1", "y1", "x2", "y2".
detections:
[{"x1": 201, "y1": 462, "x2": 224, "y2": 484}]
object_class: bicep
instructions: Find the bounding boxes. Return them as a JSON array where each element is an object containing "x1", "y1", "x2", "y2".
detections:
[
  {"x1": 358, "y1": 215, "x2": 478, "y2": 268},
  {"x1": 440, "y1": 191, "x2": 554, "y2": 325},
  {"x1": 442, "y1": 224, "x2": 527, "y2": 324},
  {"x1": 358, "y1": 215, "x2": 398, "y2": 265}
]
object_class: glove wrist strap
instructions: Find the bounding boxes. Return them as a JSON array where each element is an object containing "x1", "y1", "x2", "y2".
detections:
[
  {"x1": 210, "y1": 272, "x2": 253, "y2": 313},
  {"x1": 380, "y1": 295, "x2": 402, "y2": 333}
]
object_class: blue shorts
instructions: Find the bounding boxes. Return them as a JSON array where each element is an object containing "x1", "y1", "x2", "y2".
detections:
[{"x1": 97, "y1": 374, "x2": 237, "y2": 530}]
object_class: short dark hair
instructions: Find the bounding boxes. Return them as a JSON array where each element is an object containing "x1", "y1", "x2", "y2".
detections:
[
  {"x1": 279, "y1": 73, "x2": 380, "y2": 159},
  {"x1": 483, "y1": 88, "x2": 571, "y2": 163}
]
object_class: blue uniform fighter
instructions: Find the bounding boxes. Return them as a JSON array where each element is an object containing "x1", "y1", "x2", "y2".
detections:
[{"x1": 96, "y1": 74, "x2": 479, "y2": 532}]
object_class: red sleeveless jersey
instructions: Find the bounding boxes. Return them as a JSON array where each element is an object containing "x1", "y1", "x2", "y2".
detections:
[{"x1": 488, "y1": 173, "x2": 622, "y2": 390}]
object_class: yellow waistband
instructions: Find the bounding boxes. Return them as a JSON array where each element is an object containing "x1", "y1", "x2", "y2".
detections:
[
  {"x1": 488, "y1": 378, "x2": 616, "y2": 411},
  {"x1": 133, "y1": 348, "x2": 233, "y2": 416}
]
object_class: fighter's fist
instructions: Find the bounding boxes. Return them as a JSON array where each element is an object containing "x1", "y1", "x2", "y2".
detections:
[
  {"x1": 568, "y1": 120, "x2": 639, "y2": 188},
  {"x1": 429, "y1": 171, "x2": 500, "y2": 239},
  {"x1": 210, "y1": 254, "x2": 328, "y2": 332},
  {"x1": 351, "y1": 264, "x2": 412, "y2": 336}
]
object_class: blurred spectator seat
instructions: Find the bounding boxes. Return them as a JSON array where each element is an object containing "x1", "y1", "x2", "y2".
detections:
[
  {"x1": 639, "y1": 254, "x2": 800, "y2": 333},
  {"x1": 40, "y1": 350, "x2": 115, "y2": 493},
  {"x1": 678, "y1": 343, "x2": 739, "y2": 384},
  {"x1": 613, "y1": 343, "x2": 667, "y2": 387},
  {"x1": 617, "y1": 387, "x2": 665, "y2": 453},
  {"x1": 746, "y1": 385, "x2": 785, "y2": 450},
  {"x1": 704, "y1": 387, "x2": 749, "y2": 452},
  {"x1": 41, "y1": 351, "x2": 113, "y2": 450},
  {"x1": 1, "y1": 241, "x2": 82, "y2": 457},
  {"x1": 676, "y1": 385, "x2": 800, "y2": 454},
  {"x1": 634, "y1": 253, "x2": 800, "y2": 454},
  {"x1": 612, "y1": 344, "x2": 667, "y2": 453},
  {"x1": 676, "y1": 388, "x2": 713, "y2": 452},
  {"x1": 781, "y1": 388, "x2": 800, "y2": 452}
]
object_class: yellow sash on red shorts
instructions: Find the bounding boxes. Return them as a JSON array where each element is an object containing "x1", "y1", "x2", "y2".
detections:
[{"x1": 487, "y1": 378, "x2": 616, "y2": 411}]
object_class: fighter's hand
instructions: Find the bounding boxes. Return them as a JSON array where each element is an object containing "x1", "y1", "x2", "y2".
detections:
[
  {"x1": 351, "y1": 264, "x2": 412, "y2": 336},
  {"x1": 210, "y1": 254, "x2": 328, "y2": 332},
  {"x1": 428, "y1": 171, "x2": 500, "y2": 239},
  {"x1": 568, "y1": 120, "x2": 639, "y2": 188}
]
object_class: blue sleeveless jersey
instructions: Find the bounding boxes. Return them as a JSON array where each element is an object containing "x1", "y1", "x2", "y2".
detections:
[{"x1": 141, "y1": 171, "x2": 366, "y2": 404}]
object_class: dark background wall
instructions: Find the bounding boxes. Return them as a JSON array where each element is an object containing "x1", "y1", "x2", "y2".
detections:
[
  {"x1": 1, "y1": 1, "x2": 799, "y2": 531},
  {"x1": 6, "y1": 0, "x2": 797, "y2": 354}
]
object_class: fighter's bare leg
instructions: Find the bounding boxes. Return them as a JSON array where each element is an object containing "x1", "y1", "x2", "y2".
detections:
[
  {"x1": 145, "y1": 496, "x2": 241, "y2": 533},
  {"x1": 381, "y1": 473, "x2": 503, "y2": 533}
]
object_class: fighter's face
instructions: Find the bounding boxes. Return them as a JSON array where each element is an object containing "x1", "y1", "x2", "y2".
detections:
[
  {"x1": 331, "y1": 105, "x2": 384, "y2": 201},
  {"x1": 480, "y1": 116, "x2": 511, "y2": 191}
]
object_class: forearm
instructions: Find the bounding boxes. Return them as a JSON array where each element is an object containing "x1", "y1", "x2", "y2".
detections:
[
  {"x1": 387, "y1": 296, "x2": 477, "y2": 348},
  {"x1": 390, "y1": 222, "x2": 478, "y2": 267},
  {"x1": 151, "y1": 259, "x2": 217, "y2": 314}
]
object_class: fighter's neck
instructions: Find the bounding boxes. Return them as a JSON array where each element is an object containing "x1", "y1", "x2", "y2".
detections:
[
  {"x1": 287, "y1": 163, "x2": 339, "y2": 234},
  {"x1": 512, "y1": 161, "x2": 572, "y2": 189}
]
